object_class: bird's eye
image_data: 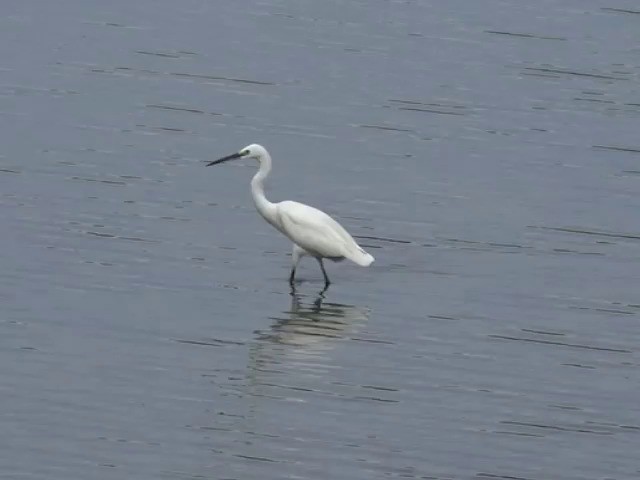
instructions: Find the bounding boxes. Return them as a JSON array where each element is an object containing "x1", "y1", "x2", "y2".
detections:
[{"x1": 241, "y1": 150, "x2": 250, "y2": 156}]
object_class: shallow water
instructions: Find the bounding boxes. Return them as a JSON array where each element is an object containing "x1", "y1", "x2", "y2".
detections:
[{"x1": 2, "y1": 1, "x2": 639, "y2": 479}]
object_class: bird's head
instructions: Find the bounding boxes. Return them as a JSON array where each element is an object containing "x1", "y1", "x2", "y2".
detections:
[{"x1": 207, "y1": 144, "x2": 268, "y2": 166}]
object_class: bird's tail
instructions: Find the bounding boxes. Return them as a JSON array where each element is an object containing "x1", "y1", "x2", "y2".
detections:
[{"x1": 344, "y1": 245, "x2": 375, "y2": 267}]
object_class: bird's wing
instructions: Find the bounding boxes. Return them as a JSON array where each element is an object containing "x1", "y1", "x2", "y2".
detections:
[
  {"x1": 276, "y1": 201, "x2": 345, "y2": 257},
  {"x1": 276, "y1": 201, "x2": 374, "y2": 266}
]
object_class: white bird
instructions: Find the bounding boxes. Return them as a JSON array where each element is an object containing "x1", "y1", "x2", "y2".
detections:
[{"x1": 207, "y1": 144, "x2": 374, "y2": 288}]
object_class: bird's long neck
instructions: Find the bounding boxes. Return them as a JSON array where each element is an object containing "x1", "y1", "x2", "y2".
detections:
[{"x1": 251, "y1": 152, "x2": 278, "y2": 225}]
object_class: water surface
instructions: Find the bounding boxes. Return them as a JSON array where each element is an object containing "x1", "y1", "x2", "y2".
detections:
[{"x1": 1, "y1": 1, "x2": 639, "y2": 479}]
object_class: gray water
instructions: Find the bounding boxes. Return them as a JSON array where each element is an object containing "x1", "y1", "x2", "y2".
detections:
[{"x1": 2, "y1": 1, "x2": 640, "y2": 478}]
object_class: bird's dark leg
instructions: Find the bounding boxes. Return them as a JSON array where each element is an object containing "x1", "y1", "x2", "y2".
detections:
[
  {"x1": 313, "y1": 294, "x2": 324, "y2": 311},
  {"x1": 317, "y1": 258, "x2": 331, "y2": 289},
  {"x1": 289, "y1": 244, "x2": 302, "y2": 288}
]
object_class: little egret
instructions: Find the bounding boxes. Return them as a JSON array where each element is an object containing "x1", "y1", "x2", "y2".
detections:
[{"x1": 207, "y1": 144, "x2": 374, "y2": 288}]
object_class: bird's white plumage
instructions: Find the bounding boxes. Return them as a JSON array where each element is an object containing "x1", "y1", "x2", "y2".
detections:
[
  {"x1": 275, "y1": 201, "x2": 374, "y2": 266},
  {"x1": 208, "y1": 143, "x2": 374, "y2": 286}
]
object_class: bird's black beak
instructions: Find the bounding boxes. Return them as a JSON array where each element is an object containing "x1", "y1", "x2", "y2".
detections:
[{"x1": 206, "y1": 152, "x2": 242, "y2": 166}]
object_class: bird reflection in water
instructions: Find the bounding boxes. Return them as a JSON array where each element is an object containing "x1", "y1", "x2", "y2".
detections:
[
  {"x1": 255, "y1": 290, "x2": 370, "y2": 352},
  {"x1": 242, "y1": 291, "x2": 370, "y2": 432},
  {"x1": 246, "y1": 290, "x2": 370, "y2": 390}
]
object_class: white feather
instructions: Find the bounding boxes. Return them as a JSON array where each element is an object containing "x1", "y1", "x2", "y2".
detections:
[{"x1": 276, "y1": 201, "x2": 374, "y2": 266}]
